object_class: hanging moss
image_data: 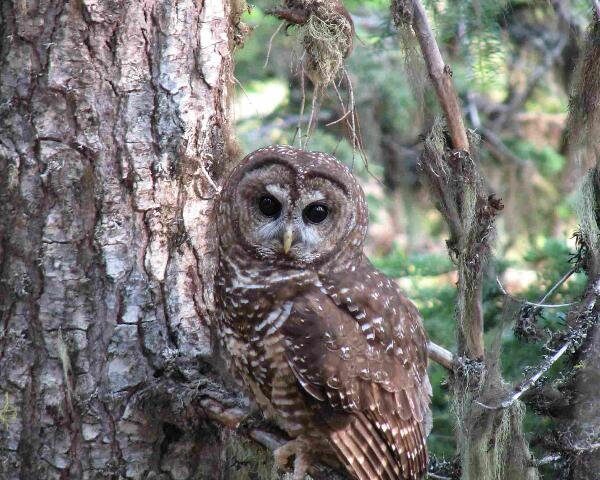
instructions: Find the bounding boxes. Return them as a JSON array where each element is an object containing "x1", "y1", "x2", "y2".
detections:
[{"x1": 301, "y1": 4, "x2": 353, "y2": 87}]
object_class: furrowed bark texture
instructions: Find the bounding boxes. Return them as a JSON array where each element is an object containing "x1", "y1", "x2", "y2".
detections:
[{"x1": 0, "y1": 1, "x2": 274, "y2": 478}]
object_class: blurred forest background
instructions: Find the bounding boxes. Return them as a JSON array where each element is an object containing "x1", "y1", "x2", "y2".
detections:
[{"x1": 233, "y1": 0, "x2": 595, "y2": 475}]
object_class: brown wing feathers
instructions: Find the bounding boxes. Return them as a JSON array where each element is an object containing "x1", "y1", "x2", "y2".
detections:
[{"x1": 283, "y1": 282, "x2": 430, "y2": 480}]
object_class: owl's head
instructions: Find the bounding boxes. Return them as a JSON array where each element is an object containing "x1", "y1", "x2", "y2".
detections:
[{"x1": 217, "y1": 145, "x2": 368, "y2": 267}]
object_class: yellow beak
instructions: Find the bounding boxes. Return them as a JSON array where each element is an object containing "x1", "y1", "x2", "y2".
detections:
[{"x1": 282, "y1": 227, "x2": 293, "y2": 254}]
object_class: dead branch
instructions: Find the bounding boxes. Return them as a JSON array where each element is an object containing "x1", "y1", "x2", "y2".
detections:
[
  {"x1": 408, "y1": 1, "x2": 469, "y2": 152},
  {"x1": 496, "y1": 277, "x2": 578, "y2": 309},
  {"x1": 476, "y1": 339, "x2": 572, "y2": 411},
  {"x1": 399, "y1": 0, "x2": 502, "y2": 360},
  {"x1": 392, "y1": 3, "x2": 543, "y2": 477},
  {"x1": 479, "y1": 276, "x2": 598, "y2": 412},
  {"x1": 428, "y1": 341, "x2": 454, "y2": 370}
]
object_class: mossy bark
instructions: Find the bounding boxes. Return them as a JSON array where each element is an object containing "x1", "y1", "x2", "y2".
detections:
[
  {"x1": 559, "y1": 16, "x2": 600, "y2": 479},
  {"x1": 559, "y1": 169, "x2": 600, "y2": 480}
]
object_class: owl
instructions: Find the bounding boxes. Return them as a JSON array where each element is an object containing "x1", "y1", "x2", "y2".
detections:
[{"x1": 215, "y1": 145, "x2": 432, "y2": 480}]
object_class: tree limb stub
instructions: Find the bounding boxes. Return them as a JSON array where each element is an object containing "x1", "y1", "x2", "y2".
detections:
[
  {"x1": 428, "y1": 341, "x2": 455, "y2": 371},
  {"x1": 409, "y1": 0, "x2": 470, "y2": 152},
  {"x1": 266, "y1": 7, "x2": 310, "y2": 26}
]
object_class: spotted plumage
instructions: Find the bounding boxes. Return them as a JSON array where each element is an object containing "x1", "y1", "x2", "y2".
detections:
[{"x1": 215, "y1": 145, "x2": 432, "y2": 480}]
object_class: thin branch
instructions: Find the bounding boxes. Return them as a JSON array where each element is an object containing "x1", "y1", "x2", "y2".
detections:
[
  {"x1": 428, "y1": 473, "x2": 452, "y2": 480},
  {"x1": 496, "y1": 277, "x2": 577, "y2": 309},
  {"x1": 537, "y1": 267, "x2": 577, "y2": 305},
  {"x1": 427, "y1": 341, "x2": 454, "y2": 370},
  {"x1": 409, "y1": 0, "x2": 470, "y2": 151},
  {"x1": 476, "y1": 339, "x2": 571, "y2": 410},
  {"x1": 264, "y1": 22, "x2": 285, "y2": 68}
]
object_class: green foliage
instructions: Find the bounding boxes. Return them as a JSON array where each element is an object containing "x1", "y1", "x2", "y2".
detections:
[
  {"x1": 371, "y1": 248, "x2": 454, "y2": 277},
  {"x1": 505, "y1": 138, "x2": 565, "y2": 176}
]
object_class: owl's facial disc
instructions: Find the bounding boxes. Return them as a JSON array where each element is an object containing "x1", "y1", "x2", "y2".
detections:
[
  {"x1": 227, "y1": 155, "x2": 363, "y2": 266},
  {"x1": 249, "y1": 176, "x2": 353, "y2": 264}
]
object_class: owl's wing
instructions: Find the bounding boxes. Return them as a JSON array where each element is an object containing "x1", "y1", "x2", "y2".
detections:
[{"x1": 282, "y1": 259, "x2": 431, "y2": 480}]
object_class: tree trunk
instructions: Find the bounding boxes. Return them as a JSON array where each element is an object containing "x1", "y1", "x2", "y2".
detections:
[
  {"x1": 557, "y1": 14, "x2": 600, "y2": 479},
  {"x1": 0, "y1": 1, "x2": 271, "y2": 479}
]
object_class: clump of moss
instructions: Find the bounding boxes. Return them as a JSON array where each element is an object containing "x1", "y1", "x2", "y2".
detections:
[{"x1": 299, "y1": 0, "x2": 353, "y2": 87}]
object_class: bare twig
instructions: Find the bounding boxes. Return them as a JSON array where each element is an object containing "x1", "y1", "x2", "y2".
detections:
[
  {"x1": 428, "y1": 341, "x2": 454, "y2": 370},
  {"x1": 496, "y1": 268, "x2": 578, "y2": 309},
  {"x1": 537, "y1": 267, "x2": 578, "y2": 304},
  {"x1": 532, "y1": 454, "x2": 562, "y2": 467},
  {"x1": 264, "y1": 21, "x2": 285, "y2": 68}
]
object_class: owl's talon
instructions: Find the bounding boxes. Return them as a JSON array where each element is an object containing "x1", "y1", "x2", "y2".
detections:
[
  {"x1": 274, "y1": 436, "x2": 311, "y2": 480},
  {"x1": 235, "y1": 408, "x2": 266, "y2": 434}
]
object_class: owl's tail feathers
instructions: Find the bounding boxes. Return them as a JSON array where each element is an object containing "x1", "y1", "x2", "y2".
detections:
[
  {"x1": 369, "y1": 409, "x2": 428, "y2": 480},
  {"x1": 329, "y1": 412, "x2": 401, "y2": 480}
]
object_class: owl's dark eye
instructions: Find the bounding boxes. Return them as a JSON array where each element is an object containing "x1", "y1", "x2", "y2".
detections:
[
  {"x1": 258, "y1": 194, "x2": 282, "y2": 217},
  {"x1": 303, "y1": 203, "x2": 329, "y2": 224}
]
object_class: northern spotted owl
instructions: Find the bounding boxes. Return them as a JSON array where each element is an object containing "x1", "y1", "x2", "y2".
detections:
[{"x1": 215, "y1": 146, "x2": 432, "y2": 480}]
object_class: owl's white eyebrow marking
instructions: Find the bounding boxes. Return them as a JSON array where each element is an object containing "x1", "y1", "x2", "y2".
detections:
[
  {"x1": 265, "y1": 184, "x2": 288, "y2": 200},
  {"x1": 302, "y1": 190, "x2": 326, "y2": 204}
]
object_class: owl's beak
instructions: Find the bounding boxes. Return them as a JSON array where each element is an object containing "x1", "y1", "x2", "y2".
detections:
[{"x1": 282, "y1": 226, "x2": 294, "y2": 254}]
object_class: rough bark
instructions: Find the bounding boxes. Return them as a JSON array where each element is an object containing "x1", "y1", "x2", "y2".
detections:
[{"x1": 0, "y1": 1, "x2": 269, "y2": 479}]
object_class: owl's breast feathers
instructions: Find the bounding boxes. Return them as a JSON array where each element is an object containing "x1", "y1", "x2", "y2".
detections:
[{"x1": 216, "y1": 254, "x2": 431, "y2": 480}]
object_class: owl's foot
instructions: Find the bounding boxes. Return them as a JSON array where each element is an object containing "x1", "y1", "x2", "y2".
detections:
[
  {"x1": 273, "y1": 436, "x2": 311, "y2": 480},
  {"x1": 235, "y1": 408, "x2": 268, "y2": 434}
]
